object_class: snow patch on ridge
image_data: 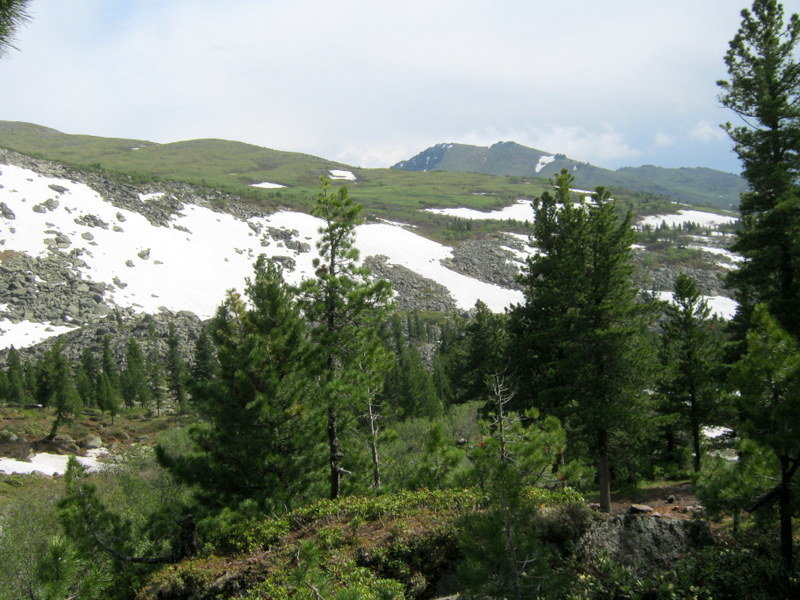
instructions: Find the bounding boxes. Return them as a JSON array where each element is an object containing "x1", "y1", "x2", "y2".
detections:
[
  {"x1": 329, "y1": 170, "x2": 356, "y2": 181},
  {"x1": 534, "y1": 155, "x2": 555, "y2": 173}
]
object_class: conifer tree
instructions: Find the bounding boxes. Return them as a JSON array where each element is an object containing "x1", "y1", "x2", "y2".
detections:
[
  {"x1": 121, "y1": 338, "x2": 150, "y2": 410},
  {"x1": 719, "y1": 0, "x2": 800, "y2": 338},
  {"x1": 157, "y1": 256, "x2": 321, "y2": 510},
  {"x1": 37, "y1": 342, "x2": 82, "y2": 441},
  {"x1": 5, "y1": 346, "x2": 30, "y2": 404},
  {"x1": 75, "y1": 348, "x2": 99, "y2": 408},
  {"x1": 165, "y1": 322, "x2": 189, "y2": 413},
  {"x1": 301, "y1": 179, "x2": 392, "y2": 499},
  {"x1": 511, "y1": 170, "x2": 655, "y2": 512},
  {"x1": 731, "y1": 304, "x2": 800, "y2": 570},
  {"x1": 659, "y1": 273, "x2": 726, "y2": 472},
  {"x1": 0, "y1": 0, "x2": 30, "y2": 56},
  {"x1": 100, "y1": 335, "x2": 120, "y2": 395}
]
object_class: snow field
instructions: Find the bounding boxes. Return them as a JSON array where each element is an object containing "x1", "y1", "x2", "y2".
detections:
[
  {"x1": 0, "y1": 164, "x2": 530, "y2": 332},
  {"x1": 0, "y1": 319, "x2": 75, "y2": 351},
  {"x1": 0, "y1": 447, "x2": 108, "y2": 476},
  {"x1": 424, "y1": 199, "x2": 534, "y2": 221},
  {"x1": 250, "y1": 181, "x2": 285, "y2": 189},
  {"x1": 638, "y1": 209, "x2": 738, "y2": 229},
  {"x1": 656, "y1": 291, "x2": 737, "y2": 320}
]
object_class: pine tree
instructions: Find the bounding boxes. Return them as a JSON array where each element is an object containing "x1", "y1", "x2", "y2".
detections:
[
  {"x1": 731, "y1": 304, "x2": 800, "y2": 571},
  {"x1": 300, "y1": 179, "x2": 392, "y2": 499},
  {"x1": 4, "y1": 346, "x2": 30, "y2": 405},
  {"x1": 0, "y1": 0, "x2": 31, "y2": 56},
  {"x1": 100, "y1": 335, "x2": 120, "y2": 396},
  {"x1": 165, "y1": 322, "x2": 189, "y2": 413},
  {"x1": 719, "y1": 0, "x2": 800, "y2": 338},
  {"x1": 75, "y1": 348, "x2": 99, "y2": 408},
  {"x1": 37, "y1": 342, "x2": 82, "y2": 441},
  {"x1": 658, "y1": 273, "x2": 726, "y2": 473},
  {"x1": 510, "y1": 170, "x2": 655, "y2": 512},
  {"x1": 157, "y1": 256, "x2": 322, "y2": 510},
  {"x1": 121, "y1": 338, "x2": 150, "y2": 410}
]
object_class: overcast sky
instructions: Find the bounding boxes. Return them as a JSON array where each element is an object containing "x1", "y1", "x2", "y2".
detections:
[{"x1": 1, "y1": 0, "x2": 798, "y2": 174}]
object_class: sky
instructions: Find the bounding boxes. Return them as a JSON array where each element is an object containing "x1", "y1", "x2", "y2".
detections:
[{"x1": 1, "y1": 0, "x2": 798, "y2": 174}]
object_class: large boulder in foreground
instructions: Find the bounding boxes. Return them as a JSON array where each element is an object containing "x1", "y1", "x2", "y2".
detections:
[{"x1": 578, "y1": 514, "x2": 713, "y2": 574}]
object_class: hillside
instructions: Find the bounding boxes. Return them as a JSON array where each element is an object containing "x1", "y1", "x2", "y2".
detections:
[{"x1": 393, "y1": 141, "x2": 747, "y2": 209}]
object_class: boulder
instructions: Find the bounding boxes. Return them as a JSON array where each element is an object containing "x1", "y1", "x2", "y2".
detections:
[{"x1": 577, "y1": 514, "x2": 713, "y2": 575}]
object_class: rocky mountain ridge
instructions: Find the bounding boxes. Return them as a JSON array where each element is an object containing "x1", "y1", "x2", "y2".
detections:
[{"x1": 393, "y1": 141, "x2": 747, "y2": 209}]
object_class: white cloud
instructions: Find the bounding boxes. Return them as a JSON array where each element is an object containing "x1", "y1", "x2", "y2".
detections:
[
  {"x1": 688, "y1": 120, "x2": 727, "y2": 143},
  {"x1": 654, "y1": 132, "x2": 676, "y2": 147},
  {"x1": 0, "y1": 0, "x2": 751, "y2": 172}
]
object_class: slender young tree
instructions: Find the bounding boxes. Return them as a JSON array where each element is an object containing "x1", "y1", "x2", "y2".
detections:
[
  {"x1": 301, "y1": 179, "x2": 392, "y2": 499},
  {"x1": 719, "y1": 0, "x2": 800, "y2": 339}
]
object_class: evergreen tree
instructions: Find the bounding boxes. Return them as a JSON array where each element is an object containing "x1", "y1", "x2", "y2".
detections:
[
  {"x1": 37, "y1": 342, "x2": 82, "y2": 441},
  {"x1": 731, "y1": 303, "x2": 800, "y2": 570},
  {"x1": 75, "y1": 348, "x2": 99, "y2": 408},
  {"x1": 100, "y1": 335, "x2": 120, "y2": 395},
  {"x1": 0, "y1": 0, "x2": 31, "y2": 56},
  {"x1": 157, "y1": 256, "x2": 322, "y2": 510},
  {"x1": 510, "y1": 170, "x2": 655, "y2": 512},
  {"x1": 147, "y1": 345, "x2": 167, "y2": 418},
  {"x1": 4, "y1": 346, "x2": 30, "y2": 404},
  {"x1": 165, "y1": 322, "x2": 189, "y2": 413},
  {"x1": 300, "y1": 179, "x2": 392, "y2": 499},
  {"x1": 121, "y1": 338, "x2": 150, "y2": 410},
  {"x1": 95, "y1": 372, "x2": 121, "y2": 424},
  {"x1": 719, "y1": 0, "x2": 800, "y2": 338},
  {"x1": 658, "y1": 273, "x2": 726, "y2": 473},
  {"x1": 460, "y1": 300, "x2": 509, "y2": 404},
  {"x1": 189, "y1": 325, "x2": 218, "y2": 399}
]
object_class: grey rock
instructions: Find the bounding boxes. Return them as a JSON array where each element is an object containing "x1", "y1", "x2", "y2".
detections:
[{"x1": 578, "y1": 515, "x2": 713, "y2": 575}]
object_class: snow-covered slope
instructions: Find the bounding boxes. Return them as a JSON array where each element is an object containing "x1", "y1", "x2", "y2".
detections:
[{"x1": 0, "y1": 162, "x2": 522, "y2": 349}]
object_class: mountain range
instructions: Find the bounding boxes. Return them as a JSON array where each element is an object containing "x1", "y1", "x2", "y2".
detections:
[{"x1": 393, "y1": 141, "x2": 746, "y2": 210}]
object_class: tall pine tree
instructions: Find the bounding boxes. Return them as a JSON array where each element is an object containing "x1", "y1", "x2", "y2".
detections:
[
  {"x1": 511, "y1": 170, "x2": 655, "y2": 512},
  {"x1": 301, "y1": 179, "x2": 392, "y2": 499}
]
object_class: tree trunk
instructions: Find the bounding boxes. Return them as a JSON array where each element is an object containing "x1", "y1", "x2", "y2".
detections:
[
  {"x1": 780, "y1": 454, "x2": 794, "y2": 572},
  {"x1": 691, "y1": 420, "x2": 702, "y2": 473},
  {"x1": 367, "y1": 400, "x2": 381, "y2": 489},
  {"x1": 597, "y1": 429, "x2": 611, "y2": 513},
  {"x1": 328, "y1": 406, "x2": 341, "y2": 499}
]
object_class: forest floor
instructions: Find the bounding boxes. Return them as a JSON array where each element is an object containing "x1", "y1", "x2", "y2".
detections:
[{"x1": 609, "y1": 480, "x2": 704, "y2": 520}]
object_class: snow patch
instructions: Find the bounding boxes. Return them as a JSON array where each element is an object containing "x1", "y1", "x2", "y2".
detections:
[
  {"x1": 656, "y1": 291, "x2": 738, "y2": 320},
  {"x1": 0, "y1": 319, "x2": 75, "y2": 350},
  {"x1": 138, "y1": 192, "x2": 165, "y2": 202},
  {"x1": 534, "y1": 155, "x2": 555, "y2": 173},
  {"x1": 250, "y1": 181, "x2": 286, "y2": 189},
  {"x1": 638, "y1": 210, "x2": 738, "y2": 229},
  {"x1": 424, "y1": 199, "x2": 533, "y2": 221},
  {"x1": 0, "y1": 448, "x2": 109, "y2": 476},
  {"x1": 329, "y1": 170, "x2": 356, "y2": 181}
]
